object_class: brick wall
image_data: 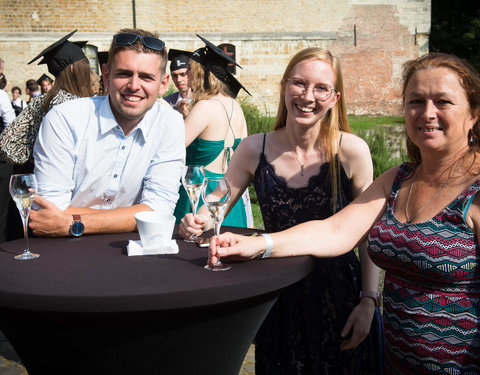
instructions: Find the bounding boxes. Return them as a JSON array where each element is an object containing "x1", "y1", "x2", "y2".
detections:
[{"x1": 0, "y1": 0, "x2": 430, "y2": 115}]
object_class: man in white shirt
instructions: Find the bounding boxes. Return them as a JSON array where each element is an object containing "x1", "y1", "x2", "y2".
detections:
[{"x1": 30, "y1": 28, "x2": 185, "y2": 237}]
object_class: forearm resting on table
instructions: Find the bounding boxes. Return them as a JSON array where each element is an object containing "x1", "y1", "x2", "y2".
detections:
[
  {"x1": 66, "y1": 204, "x2": 152, "y2": 234},
  {"x1": 266, "y1": 220, "x2": 365, "y2": 258}
]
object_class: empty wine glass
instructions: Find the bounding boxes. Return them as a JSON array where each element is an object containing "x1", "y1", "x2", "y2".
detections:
[
  {"x1": 202, "y1": 176, "x2": 231, "y2": 271},
  {"x1": 9, "y1": 174, "x2": 39, "y2": 260},
  {"x1": 182, "y1": 165, "x2": 205, "y2": 243}
]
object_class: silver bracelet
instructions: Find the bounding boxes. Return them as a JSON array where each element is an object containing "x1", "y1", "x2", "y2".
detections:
[{"x1": 261, "y1": 233, "x2": 273, "y2": 258}]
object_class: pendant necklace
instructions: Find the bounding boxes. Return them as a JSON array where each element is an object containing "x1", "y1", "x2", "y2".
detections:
[
  {"x1": 405, "y1": 165, "x2": 459, "y2": 224},
  {"x1": 288, "y1": 142, "x2": 317, "y2": 176}
]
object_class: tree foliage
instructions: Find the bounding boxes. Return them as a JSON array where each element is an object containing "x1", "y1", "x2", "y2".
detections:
[{"x1": 430, "y1": 0, "x2": 480, "y2": 71}]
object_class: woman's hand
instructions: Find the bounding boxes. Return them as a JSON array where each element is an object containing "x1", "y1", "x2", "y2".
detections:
[
  {"x1": 208, "y1": 233, "x2": 266, "y2": 265},
  {"x1": 179, "y1": 213, "x2": 207, "y2": 239},
  {"x1": 339, "y1": 297, "x2": 376, "y2": 350},
  {"x1": 177, "y1": 100, "x2": 192, "y2": 119}
]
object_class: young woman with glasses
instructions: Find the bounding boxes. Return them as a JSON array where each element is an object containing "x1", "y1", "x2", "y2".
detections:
[{"x1": 180, "y1": 48, "x2": 383, "y2": 374}]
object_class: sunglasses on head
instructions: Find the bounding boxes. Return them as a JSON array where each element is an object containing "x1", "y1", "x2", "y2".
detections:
[{"x1": 113, "y1": 33, "x2": 165, "y2": 51}]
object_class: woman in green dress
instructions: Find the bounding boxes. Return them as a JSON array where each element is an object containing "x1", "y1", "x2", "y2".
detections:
[{"x1": 174, "y1": 35, "x2": 252, "y2": 228}]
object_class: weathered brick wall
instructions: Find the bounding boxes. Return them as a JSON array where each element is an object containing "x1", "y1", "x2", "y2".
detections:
[{"x1": 0, "y1": 0, "x2": 430, "y2": 116}]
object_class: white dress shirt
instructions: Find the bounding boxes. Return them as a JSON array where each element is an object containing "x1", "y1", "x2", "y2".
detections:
[
  {"x1": 0, "y1": 90, "x2": 15, "y2": 127},
  {"x1": 33, "y1": 95, "x2": 185, "y2": 214}
]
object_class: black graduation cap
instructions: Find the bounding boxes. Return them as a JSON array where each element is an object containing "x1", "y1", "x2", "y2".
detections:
[
  {"x1": 191, "y1": 34, "x2": 250, "y2": 98},
  {"x1": 97, "y1": 51, "x2": 109, "y2": 66},
  {"x1": 36, "y1": 73, "x2": 53, "y2": 85},
  {"x1": 28, "y1": 30, "x2": 87, "y2": 77},
  {"x1": 168, "y1": 49, "x2": 192, "y2": 72}
]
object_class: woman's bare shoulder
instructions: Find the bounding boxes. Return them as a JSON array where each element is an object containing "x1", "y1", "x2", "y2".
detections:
[
  {"x1": 238, "y1": 132, "x2": 268, "y2": 152},
  {"x1": 339, "y1": 132, "x2": 370, "y2": 158}
]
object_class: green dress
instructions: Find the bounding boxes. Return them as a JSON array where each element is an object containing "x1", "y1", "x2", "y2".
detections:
[{"x1": 174, "y1": 100, "x2": 248, "y2": 228}]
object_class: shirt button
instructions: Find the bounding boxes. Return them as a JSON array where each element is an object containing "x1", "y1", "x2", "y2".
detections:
[
  {"x1": 106, "y1": 198, "x2": 111, "y2": 202},
  {"x1": 122, "y1": 146, "x2": 125, "y2": 150},
  {"x1": 114, "y1": 174, "x2": 118, "y2": 178}
]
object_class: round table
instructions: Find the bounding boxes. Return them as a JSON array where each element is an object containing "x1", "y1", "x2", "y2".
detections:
[{"x1": 0, "y1": 227, "x2": 313, "y2": 375}]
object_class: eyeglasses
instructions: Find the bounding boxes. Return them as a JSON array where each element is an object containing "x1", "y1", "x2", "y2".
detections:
[
  {"x1": 284, "y1": 77, "x2": 337, "y2": 101},
  {"x1": 113, "y1": 33, "x2": 165, "y2": 51}
]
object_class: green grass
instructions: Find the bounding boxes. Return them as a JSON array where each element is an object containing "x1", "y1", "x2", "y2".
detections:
[{"x1": 348, "y1": 115, "x2": 405, "y2": 132}]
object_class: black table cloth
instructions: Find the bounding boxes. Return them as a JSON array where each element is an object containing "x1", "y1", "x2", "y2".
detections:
[{"x1": 0, "y1": 227, "x2": 314, "y2": 375}]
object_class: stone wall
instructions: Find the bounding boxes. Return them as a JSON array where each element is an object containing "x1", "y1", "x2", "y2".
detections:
[{"x1": 0, "y1": 0, "x2": 430, "y2": 116}]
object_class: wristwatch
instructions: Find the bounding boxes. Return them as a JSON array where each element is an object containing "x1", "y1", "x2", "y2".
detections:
[
  {"x1": 70, "y1": 215, "x2": 85, "y2": 237},
  {"x1": 359, "y1": 290, "x2": 380, "y2": 306}
]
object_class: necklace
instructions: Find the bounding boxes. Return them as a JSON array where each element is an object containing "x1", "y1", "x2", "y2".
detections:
[
  {"x1": 405, "y1": 166, "x2": 458, "y2": 224},
  {"x1": 288, "y1": 143, "x2": 317, "y2": 176}
]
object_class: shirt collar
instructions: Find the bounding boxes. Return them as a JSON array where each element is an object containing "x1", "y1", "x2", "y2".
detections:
[{"x1": 98, "y1": 95, "x2": 160, "y2": 143}]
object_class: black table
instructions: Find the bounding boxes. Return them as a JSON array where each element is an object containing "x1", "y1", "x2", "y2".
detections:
[{"x1": 0, "y1": 227, "x2": 313, "y2": 375}]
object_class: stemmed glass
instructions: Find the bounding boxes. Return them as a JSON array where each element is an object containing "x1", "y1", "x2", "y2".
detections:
[
  {"x1": 182, "y1": 165, "x2": 206, "y2": 243},
  {"x1": 9, "y1": 174, "x2": 39, "y2": 260},
  {"x1": 202, "y1": 176, "x2": 231, "y2": 271}
]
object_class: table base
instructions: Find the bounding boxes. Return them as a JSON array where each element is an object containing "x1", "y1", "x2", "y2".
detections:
[{"x1": 0, "y1": 292, "x2": 278, "y2": 375}]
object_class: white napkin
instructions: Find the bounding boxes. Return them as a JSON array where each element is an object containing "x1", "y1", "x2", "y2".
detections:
[{"x1": 127, "y1": 239, "x2": 179, "y2": 256}]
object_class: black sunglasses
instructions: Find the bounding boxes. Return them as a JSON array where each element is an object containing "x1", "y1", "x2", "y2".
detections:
[{"x1": 113, "y1": 33, "x2": 165, "y2": 51}]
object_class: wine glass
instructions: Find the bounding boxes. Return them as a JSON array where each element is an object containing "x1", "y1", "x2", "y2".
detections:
[
  {"x1": 9, "y1": 174, "x2": 39, "y2": 260},
  {"x1": 202, "y1": 176, "x2": 231, "y2": 271},
  {"x1": 182, "y1": 165, "x2": 205, "y2": 243}
]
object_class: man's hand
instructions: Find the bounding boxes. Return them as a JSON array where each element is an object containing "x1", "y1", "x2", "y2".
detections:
[{"x1": 29, "y1": 195, "x2": 72, "y2": 237}]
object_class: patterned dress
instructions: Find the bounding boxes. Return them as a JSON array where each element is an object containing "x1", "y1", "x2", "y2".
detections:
[
  {"x1": 0, "y1": 89, "x2": 80, "y2": 165},
  {"x1": 368, "y1": 162, "x2": 480, "y2": 374},
  {"x1": 253, "y1": 134, "x2": 383, "y2": 375}
]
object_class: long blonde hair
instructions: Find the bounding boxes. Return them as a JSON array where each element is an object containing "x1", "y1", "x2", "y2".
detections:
[
  {"x1": 275, "y1": 48, "x2": 350, "y2": 211},
  {"x1": 189, "y1": 60, "x2": 233, "y2": 102}
]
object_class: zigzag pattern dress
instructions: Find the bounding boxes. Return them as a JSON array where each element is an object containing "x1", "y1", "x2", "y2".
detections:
[{"x1": 368, "y1": 162, "x2": 480, "y2": 374}]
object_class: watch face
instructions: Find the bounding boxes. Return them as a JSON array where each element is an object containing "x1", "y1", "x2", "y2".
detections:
[{"x1": 70, "y1": 221, "x2": 85, "y2": 237}]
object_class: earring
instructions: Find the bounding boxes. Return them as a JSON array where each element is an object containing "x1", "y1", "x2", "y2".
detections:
[{"x1": 468, "y1": 129, "x2": 475, "y2": 145}]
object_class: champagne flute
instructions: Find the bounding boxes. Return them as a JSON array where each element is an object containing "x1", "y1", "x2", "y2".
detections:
[
  {"x1": 202, "y1": 176, "x2": 231, "y2": 271},
  {"x1": 9, "y1": 174, "x2": 39, "y2": 260},
  {"x1": 182, "y1": 165, "x2": 205, "y2": 243}
]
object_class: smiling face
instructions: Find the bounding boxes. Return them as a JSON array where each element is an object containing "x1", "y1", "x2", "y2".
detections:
[
  {"x1": 284, "y1": 59, "x2": 340, "y2": 129},
  {"x1": 104, "y1": 49, "x2": 169, "y2": 133},
  {"x1": 405, "y1": 67, "x2": 478, "y2": 157}
]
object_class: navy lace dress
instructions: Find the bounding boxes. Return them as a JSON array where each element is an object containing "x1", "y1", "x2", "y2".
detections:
[{"x1": 253, "y1": 134, "x2": 383, "y2": 375}]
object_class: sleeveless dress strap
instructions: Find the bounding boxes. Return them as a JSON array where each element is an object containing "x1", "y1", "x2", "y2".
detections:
[{"x1": 211, "y1": 98, "x2": 236, "y2": 171}]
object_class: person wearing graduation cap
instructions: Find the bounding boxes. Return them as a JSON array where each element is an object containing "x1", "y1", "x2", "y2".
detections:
[
  {"x1": 28, "y1": 28, "x2": 185, "y2": 238},
  {"x1": 37, "y1": 73, "x2": 53, "y2": 94},
  {"x1": 163, "y1": 49, "x2": 193, "y2": 113},
  {"x1": 0, "y1": 30, "x2": 95, "y2": 168},
  {"x1": 173, "y1": 34, "x2": 252, "y2": 229},
  {"x1": 180, "y1": 48, "x2": 384, "y2": 374}
]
